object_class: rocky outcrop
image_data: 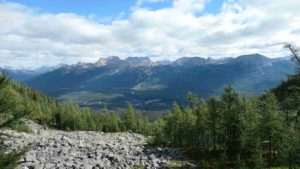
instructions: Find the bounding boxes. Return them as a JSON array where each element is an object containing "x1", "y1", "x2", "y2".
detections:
[{"x1": 1, "y1": 121, "x2": 189, "y2": 169}]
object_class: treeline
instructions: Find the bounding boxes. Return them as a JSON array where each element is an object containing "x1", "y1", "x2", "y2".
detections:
[
  {"x1": 151, "y1": 86, "x2": 300, "y2": 168},
  {"x1": 7, "y1": 80, "x2": 151, "y2": 134}
]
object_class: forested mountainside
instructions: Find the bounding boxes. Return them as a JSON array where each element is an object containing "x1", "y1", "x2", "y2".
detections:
[
  {"x1": 25, "y1": 54, "x2": 296, "y2": 111},
  {"x1": 0, "y1": 75, "x2": 151, "y2": 133}
]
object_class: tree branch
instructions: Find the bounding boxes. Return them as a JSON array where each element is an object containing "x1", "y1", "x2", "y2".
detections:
[{"x1": 284, "y1": 44, "x2": 300, "y2": 64}]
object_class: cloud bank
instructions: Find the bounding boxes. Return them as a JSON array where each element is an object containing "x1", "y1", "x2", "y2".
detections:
[{"x1": 1, "y1": 0, "x2": 300, "y2": 68}]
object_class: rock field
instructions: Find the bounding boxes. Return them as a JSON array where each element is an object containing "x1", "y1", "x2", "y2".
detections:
[{"x1": 1, "y1": 121, "x2": 190, "y2": 169}]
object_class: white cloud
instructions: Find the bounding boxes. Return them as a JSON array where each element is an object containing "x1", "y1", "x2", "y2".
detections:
[
  {"x1": 0, "y1": 0, "x2": 300, "y2": 68},
  {"x1": 173, "y1": 0, "x2": 208, "y2": 13}
]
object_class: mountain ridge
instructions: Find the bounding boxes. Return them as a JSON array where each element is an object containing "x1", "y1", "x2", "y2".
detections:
[{"x1": 21, "y1": 53, "x2": 296, "y2": 111}]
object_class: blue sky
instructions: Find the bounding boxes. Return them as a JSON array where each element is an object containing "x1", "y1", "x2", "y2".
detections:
[
  {"x1": 6, "y1": 0, "x2": 223, "y2": 20},
  {"x1": 1, "y1": 0, "x2": 300, "y2": 68},
  {"x1": 9, "y1": 0, "x2": 137, "y2": 18}
]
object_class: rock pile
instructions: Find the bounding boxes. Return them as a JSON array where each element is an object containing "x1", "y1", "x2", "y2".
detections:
[{"x1": 1, "y1": 121, "x2": 187, "y2": 169}]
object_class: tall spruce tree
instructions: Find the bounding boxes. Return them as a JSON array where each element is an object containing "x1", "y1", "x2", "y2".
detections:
[
  {"x1": 220, "y1": 86, "x2": 243, "y2": 168},
  {"x1": 259, "y1": 92, "x2": 285, "y2": 167},
  {"x1": 240, "y1": 97, "x2": 263, "y2": 168},
  {"x1": 164, "y1": 102, "x2": 184, "y2": 146},
  {"x1": 195, "y1": 99, "x2": 208, "y2": 151},
  {"x1": 123, "y1": 103, "x2": 137, "y2": 131},
  {"x1": 207, "y1": 96, "x2": 221, "y2": 151}
]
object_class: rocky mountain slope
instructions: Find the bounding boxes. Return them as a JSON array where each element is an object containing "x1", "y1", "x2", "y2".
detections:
[{"x1": 1, "y1": 121, "x2": 189, "y2": 169}]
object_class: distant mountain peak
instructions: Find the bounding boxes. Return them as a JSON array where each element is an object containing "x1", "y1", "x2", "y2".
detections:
[
  {"x1": 233, "y1": 54, "x2": 270, "y2": 64},
  {"x1": 95, "y1": 56, "x2": 122, "y2": 67},
  {"x1": 236, "y1": 53, "x2": 269, "y2": 60}
]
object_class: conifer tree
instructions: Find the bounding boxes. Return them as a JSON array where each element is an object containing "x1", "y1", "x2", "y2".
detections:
[
  {"x1": 259, "y1": 92, "x2": 285, "y2": 167},
  {"x1": 164, "y1": 102, "x2": 183, "y2": 146},
  {"x1": 195, "y1": 99, "x2": 208, "y2": 151},
  {"x1": 123, "y1": 103, "x2": 137, "y2": 131},
  {"x1": 220, "y1": 86, "x2": 243, "y2": 168},
  {"x1": 241, "y1": 97, "x2": 263, "y2": 168},
  {"x1": 207, "y1": 96, "x2": 221, "y2": 151},
  {"x1": 151, "y1": 118, "x2": 166, "y2": 144}
]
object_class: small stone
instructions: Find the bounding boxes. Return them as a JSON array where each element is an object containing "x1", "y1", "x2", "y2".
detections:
[
  {"x1": 149, "y1": 154, "x2": 156, "y2": 160},
  {"x1": 24, "y1": 153, "x2": 35, "y2": 162}
]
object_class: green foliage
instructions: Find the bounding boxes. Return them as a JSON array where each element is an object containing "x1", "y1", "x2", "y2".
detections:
[
  {"x1": 259, "y1": 92, "x2": 286, "y2": 167},
  {"x1": 132, "y1": 165, "x2": 145, "y2": 169},
  {"x1": 240, "y1": 97, "x2": 263, "y2": 168},
  {"x1": 207, "y1": 96, "x2": 221, "y2": 151},
  {"x1": 168, "y1": 160, "x2": 190, "y2": 169},
  {"x1": 0, "y1": 148, "x2": 27, "y2": 169},
  {"x1": 123, "y1": 103, "x2": 137, "y2": 131},
  {"x1": 220, "y1": 86, "x2": 243, "y2": 168},
  {"x1": 120, "y1": 103, "x2": 151, "y2": 134},
  {"x1": 96, "y1": 106, "x2": 121, "y2": 132},
  {"x1": 7, "y1": 121, "x2": 33, "y2": 133},
  {"x1": 0, "y1": 74, "x2": 28, "y2": 169},
  {"x1": 152, "y1": 86, "x2": 300, "y2": 169},
  {"x1": 0, "y1": 73, "x2": 152, "y2": 136}
]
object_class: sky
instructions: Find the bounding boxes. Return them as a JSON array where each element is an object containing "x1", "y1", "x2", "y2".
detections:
[{"x1": 0, "y1": 0, "x2": 300, "y2": 69}]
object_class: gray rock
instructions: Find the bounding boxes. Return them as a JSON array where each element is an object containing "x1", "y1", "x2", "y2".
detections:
[
  {"x1": 149, "y1": 154, "x2": 156, "y2": 160},
  {"x1": 1, "y1": 120, "x2": 189, "y2": 169}
]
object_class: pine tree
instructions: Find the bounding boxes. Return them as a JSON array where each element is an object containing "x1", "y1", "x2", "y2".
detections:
[
  {"x1": 181, "y1": 106, "x2": 196, "y2": 147},
  {"x1": 220, "y1": 86, "x2": 243, "y2": 168},
  {"x1": 195, "y1": 99, "x2": 208, "y2": 151},
  {"x1": 259, "y1": 92, "x2": 285, "y2": 167},
  {"x1": 151, "y1": 118, "x2": 166, "y2": 144},
  {"x1": 207, "y1": 96, "x2": 221, "y2": 151},
  {"x1": 164, "y1": 102, "x2": 183, "y2": 146},
  {"x1": 187, "y1": 92, "x2": 198, "y2": 112},
  {"x1": 123, "y1": 103, "x2": 137, "y2": 132},
  {"x1": 240, "y1": 97, "x2": 263, "y2": 168}
]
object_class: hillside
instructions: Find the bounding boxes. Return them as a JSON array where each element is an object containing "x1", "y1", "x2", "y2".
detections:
[
  {"x1": 25, "y1": 54, "x2": 296, "y2": 111},
  {"x1": 273, "y1": 71, "x2": 300, "y2": 101},
  {"x1": 0, "y1": 74, "x2": 150, "y2": 133}
]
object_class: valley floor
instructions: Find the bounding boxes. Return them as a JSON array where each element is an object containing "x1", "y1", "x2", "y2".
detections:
[{"x1": 1, "y1": 121, "x2": 188, "y2": 169}]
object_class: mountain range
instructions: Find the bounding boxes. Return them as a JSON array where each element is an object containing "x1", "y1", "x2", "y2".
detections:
[
  {"x1": 0, "y1": 65, "x2": 65, "y2": 82},
  {"x1": 3, "y1": 54, "x2": 296, "y2": 111}
]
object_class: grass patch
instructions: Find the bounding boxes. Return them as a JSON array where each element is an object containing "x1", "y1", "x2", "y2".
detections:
[
  {"x1": 168, "y1": 160, "x2": 191, "y2": 169},
  {"x1": 133, "y1": 165, "x2": 145, "y2": 169},
  {"x1": 6, "y1": 120, "x2": 33, "y2": 133},
  {"x1": 0, "y1": 148, "x2": 27, "y2": 169}
]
